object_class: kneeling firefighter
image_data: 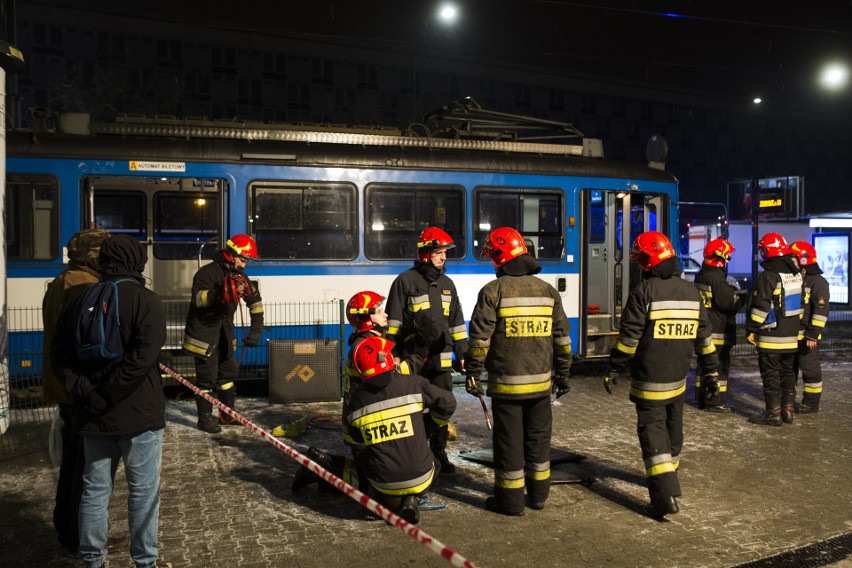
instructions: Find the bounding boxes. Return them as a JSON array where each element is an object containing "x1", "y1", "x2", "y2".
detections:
[{"x1": 182, "y1": 234, "x2": 264, "y2": 433}]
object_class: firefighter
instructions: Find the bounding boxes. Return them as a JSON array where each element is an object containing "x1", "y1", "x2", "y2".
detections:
[
  {"x1": 465, "y1": 227, "x2": 572, "y2": 516},
  {"x1": 183, "y1": 234, "x2": 264, "y2": 433},
  {"x1": 345, "y1": 336, "x2": 456, "y2": 524},
  {"x1": 789, "y1": 241, "x2": 830, "y2": 413},
  {"x1": 693, "y1": 238, "x2": 747, "y2": 412},
  {"x1": 292, "y1": 291, "x2": 426, "y2": 494},
  {"x1": 605, "y1": 231, "x2": 719, "y2": 520},
  {"x1": 385, "y1": 227, "x2": 468, "y2": 474},
  {"x1": 746, "y1": 232, "x2": 803, "y2": 426}
]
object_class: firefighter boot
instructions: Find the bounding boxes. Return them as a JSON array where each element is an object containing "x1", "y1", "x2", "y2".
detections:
[
  {"x1": 430, "y1": 425, "x2": 456, "y2": 475},
  {"x1": 292, "y1": 447, "x2": 329, "y2": 492},
  {"x1": 398, "y1": 495, "x2": 421, "y2": 525},
  {"x1": 195, "y1": 395, "x2": 221, "y2": 434},
  {"x1": 647, "y1": 496, "x2": 679, "y2": 520},
  {"x1": 694, "y1": 380, "x2": 706, "y2": 410},
  {"x1": 749, "y1": 408, "x2": 782, "y2": 427},
  {"x1": 217, "y1": 386, "x2": 239, "y2": 425}
]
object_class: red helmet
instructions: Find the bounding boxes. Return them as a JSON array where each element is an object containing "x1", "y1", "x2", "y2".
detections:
[
  {"x1": 703, "y1": 238, "x2": 735, "y2": 268},
  {"x1": 353, "y1": 336, "x2": 395, "y2": 379},
  {"x1": 630, "y1": 231, "x2": 676, "y2": 271},
  {"x1": 417, "y1": 227, "x2": 455, "y2": 262},
  {"x1": 789, "y1": 241, "x2": 817, "y2": 266},
  {"x1": 346, "y1": 291, "x2": 386, "y2": 333},
  {"x1": 481, "y1": 227, "x2": 528, "y2": 268},
  {"x1": 758, "y1": 232, "x2": 788, "y2": 259},
  {"x1": 224, "y1": 234, "x2": 258, "y2": 261}
]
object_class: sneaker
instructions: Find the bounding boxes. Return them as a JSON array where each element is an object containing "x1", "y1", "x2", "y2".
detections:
[{"x1": 749, "y1": 409, "x2": 782, "y2": 427}]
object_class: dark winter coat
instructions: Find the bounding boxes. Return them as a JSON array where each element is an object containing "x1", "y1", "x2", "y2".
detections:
[
  {"x1": 52, "y1": 235, "x2": 167, "y2": 437},
  {"x1": 747, "y1": 255, "x2": 803, "y2": 353},
  {"x1": 694, "y1": 264, "x2": 746, "y2": 347},
  {"x1": 801, "y1": 265, "x2": 830, "y2": 342}
]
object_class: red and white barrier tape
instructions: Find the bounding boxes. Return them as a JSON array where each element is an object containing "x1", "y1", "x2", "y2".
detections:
[{"x1": 160, "y1": 363, "x2": 479, "y2": 568}]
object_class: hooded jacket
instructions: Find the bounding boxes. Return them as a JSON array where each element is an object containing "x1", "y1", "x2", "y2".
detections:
[{"x1": 52, "y1": 235, "x2": 167, "y2": 437}]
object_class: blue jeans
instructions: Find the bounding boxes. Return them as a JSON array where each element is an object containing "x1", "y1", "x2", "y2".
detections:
[{"x1": 79, "y1": 429, "x2": 163, "y2": 568}]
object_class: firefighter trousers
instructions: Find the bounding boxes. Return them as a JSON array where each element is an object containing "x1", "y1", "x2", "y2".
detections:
[
  {"x1": 491, "y1": 396, "x2": 552, "y2": 513},
  {"x1": 635, "y1": 399, "x2": 683, "y2": 503},
  {"x1": 194, "y1": 328, "x2": 238, "y2": 391},
  {"x1": 794, "y1": 341, "x2": 822, "y2": 408},
  {"x1": 757, "y1": 352, "x2": 797, "y2": 410}
]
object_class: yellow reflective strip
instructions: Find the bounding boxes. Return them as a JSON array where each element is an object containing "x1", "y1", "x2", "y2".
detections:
[
  {"x1": 555, "y1": 344, "x2": 572, "y2": 354},
  {"x1": 750, "y1": 313, "x2": 766, "y2": 323},
  {"x1": 756, "y1": 340, "x2": 798, "y2": 350},
  {"x1": 376, "y1": 470, "x2": 435, "y2": 496},
  {"x1": 526, "y1": 469, "x2": 550, "y2": 481},
  {"x1": 646, "y1": 462, "x2": 677, "y2": 477},
  {"x1": 387, "y1": 326, "x2": 400, "y2": 335},
  {"x1": 699, "y1": 344, "x2": 716, "y2": 355},
  {"x1": 470, "y1": 347, "x2": 488, "y2": 356},
  {"x1": 648, "y1": 309, "x2": 700, "y2": 320},
  {"x1": 803, "y1": 385, "x2": 822, "y2": 393},
  {"x1": 399, "y1": 361, "x2": 412, "y2": 375},
  {"x1": 615, "y1": 340, "x2": 637, "y2": 354},
  {"x1": 497, "y1": 306, "x2": 554, "y2": 317},
  {"x1": 488, "y1": 381, "x2": 551, "y2": 395},
  {"x1": 183, "y1": 342, "x2": 208, "y2": 356},
  {"x1": 629, "y1": 383, "x2": 687, "y2": 401},
  {"x1": 495, "y1": 477, "x2": 526, "y2": 489},
  {"x1": 408, "y1": 301, "x2": 430, "y2": 312},
  {"x1": 351, "y1": 403, "x2": 424, "y2": 428},
  {"x1": 220, "y1": 382, "x2": 235, "y2": 391},
  {"x1": 430, "y1": 414, "x2": 450, "y2": 427},
  {"x1": 451, "y1": 331, "x2": 468, "y2": 341},
  {"x1": 813, "y1": 320, "x2": 826, "y2": 328}
]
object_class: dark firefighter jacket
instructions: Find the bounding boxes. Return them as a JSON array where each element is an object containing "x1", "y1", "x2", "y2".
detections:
[
  {"x1": 182, "y1": 251, "x2": 264, "y2": 359},
  {"x1": 466, "y1": 263, "x2": 572, "y2": 401},
  {"x1": 747, "y1": 255, "x2": 803, "y2": 353},
  {"x1": 345, "y1": 371, "x2": 456, "y2": 495},
  {"x1": 694, "y1": 264, "x2": 746, "y2": 346},
  {"x1": 386, "y1": 262, "x2": 468, "y2": 373},
  {"x1": 52, "y1": 235, "x2": 167, "y2": 437},
  {"x1": 801, "y1": 265, "x2": 830, "y2": 342},
  {"x1": 608, "y1": 258, "x2": 719, "y2": 407}
]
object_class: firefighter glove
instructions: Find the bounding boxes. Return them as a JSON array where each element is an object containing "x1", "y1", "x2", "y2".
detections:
[
  {"x1": 244, "y1": 330, "x2": 262, "y2": 348},
  {"x1": 747, "y1": 333, "x2": 756, "y2": 346},
  {"x1": 552, "y1": 377, "x2": 571, "y2": 399},
  {"x1": 703, "y1": 371, "x2": 720, "y2": 394},
  {"x1": 465, "y1": 375, "x2": 485, "y2": 397}
]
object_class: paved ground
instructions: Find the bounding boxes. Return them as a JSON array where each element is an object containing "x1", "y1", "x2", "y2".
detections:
[{"x1": 1, "y1": 355, "x2": 850, "y2": 568}]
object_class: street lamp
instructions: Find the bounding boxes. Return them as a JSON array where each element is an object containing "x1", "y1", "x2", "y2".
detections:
[{"x1": 819, "y1": 63, "x2": 849, "y2": 91}]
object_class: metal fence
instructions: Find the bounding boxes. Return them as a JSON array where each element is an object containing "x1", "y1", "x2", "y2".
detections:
[
  {"x1": 731, "y1": 308, "x2": 852, "y2": 356},
  {"x1": 0, "y1": 300, "x2": 344, "y2": 461}
]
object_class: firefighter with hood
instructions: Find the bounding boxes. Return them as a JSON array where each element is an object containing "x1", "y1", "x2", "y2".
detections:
[
  {"x1": 789, "y1": 241, "x2": 829, "y2": 414},
  {"x1": 465, "y1": 227, "x2": 572, "y2": 516},
  {"x1": 183, "y1": 234, "x2": 264, "y2": 433},
  {"x1": 605, "y1": 231, "x2": 719, "y2": 520},
  {"x1": 693, "y1": 238, "x2": 747, "y2": 412},
  {"x1": 747, "y1": 233, "x2": 803, "y2": 426},
  {"x1": 345, "y1": 336, "x2": 456, "y2": 524},
  {"x1": 385, "y1": 227, "x2": 468, "y2": 474}
]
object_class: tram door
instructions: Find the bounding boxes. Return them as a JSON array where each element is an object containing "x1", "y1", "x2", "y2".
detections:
[
  {"x1": 83, "y1": 176, "x2": 226, "y2": 347},
  {"x1": 581, "y1": 190, "x2": 668, "y2": 357}
]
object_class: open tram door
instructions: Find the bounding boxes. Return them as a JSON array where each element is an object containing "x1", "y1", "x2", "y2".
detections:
[
  {"x1": 581, "y1": 189, "x2": 668, "y2": 357},
  {"x1": 82, "y1": 175, "x2": 227, "y2": 349}
]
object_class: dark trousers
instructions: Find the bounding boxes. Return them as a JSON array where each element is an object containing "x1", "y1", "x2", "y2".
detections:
[
  {"x1": 636, "y1": 399, "x2": 683, "y2": 502},
  {"x1": 491, "y1": 396, "x2": 552, "y2": 513},
  {"x1": 794, "y1": 341, "x2": 822, "y2": 408},
  {"x1": 53, "y1": 403, "x2": 84, "y2": 552},
  {"x1": 757, "y1": 351, "x2": 797, "y2": 409},
  {"x1": 194, "y1": 328, "x2": 237, "y2": 391},
  {"x1": 422, "y1": 368, "x2": 453, "y2": 392}
]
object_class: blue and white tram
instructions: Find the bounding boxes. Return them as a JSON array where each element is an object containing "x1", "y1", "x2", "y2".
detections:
[{"x1": 5, "y1": 118, "x2": 679, "y2": 377}]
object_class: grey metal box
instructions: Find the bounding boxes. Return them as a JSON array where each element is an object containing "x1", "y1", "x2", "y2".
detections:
[{"x1": 268, "y1": 339, "x2": 341, "y2": 403}]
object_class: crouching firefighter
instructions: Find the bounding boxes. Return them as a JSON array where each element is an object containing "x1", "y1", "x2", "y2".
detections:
[
  {"x1": 345, "y1": 336, "x2": 456, "y2": 524},
  {"x1": 605, "y1": 231, "x2": 719, "y2": 520},
  {"x1": 183, "y1": 234, "x2": 264, "y2": 433}
]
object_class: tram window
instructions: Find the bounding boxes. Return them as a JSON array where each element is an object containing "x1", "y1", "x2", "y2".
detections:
[
  {"x1": 249, "y1": 181, "x2": 357, "y2": 260},
  {"x1": 6, "y1": 174, "x2": 60, "y2": 261},
  {"x1": 93, "y1": 190, "x2": 146, "y2": 238},
  {"x1": 364, "y1": 184, "x2": 465, "y2": 260},
  {"x1": 153, "y1": 192, "x2": 219, "y2": 260},
  {"x1": 474, "y1": 188, "x2": 564, "y2": 260}
]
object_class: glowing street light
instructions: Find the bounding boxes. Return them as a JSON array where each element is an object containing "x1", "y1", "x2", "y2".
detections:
[
  {"x1": 438, "y1": 3, "x2": 458, "y2": 24},
  {"x1": 753, "y1": 97, "x2": 762, "y2": 104},
  {"x1": 819, "y1": 63, "x2": 849, "y2": 91}
]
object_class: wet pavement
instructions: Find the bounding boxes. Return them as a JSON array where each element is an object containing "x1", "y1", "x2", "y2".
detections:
[{"x1": 1, "y1": 355, "x2": 850, "y2": 568}]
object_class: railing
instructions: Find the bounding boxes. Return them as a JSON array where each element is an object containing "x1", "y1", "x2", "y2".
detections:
[
  {"x1": 0, "y1": 300, "x2": 344, "y2": 461},
  {"x1": 731, "y1": 308, "x2": 852, "y2": 357}
]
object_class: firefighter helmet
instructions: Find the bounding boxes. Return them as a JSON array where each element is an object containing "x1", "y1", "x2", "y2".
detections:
[
  {"x1": 703, "y1": 238, "x2": 735, "y2": 268},
  {"x1": 481, "y1": 227, "x2": 528, "y2": 268},
  {"x1": 757, "y1": 232, "x2": 788, "y2": 259},
  {"x1": 416, "y1": 227, "x2": 455, "y2": 262},
  {"x1": 630, "y1": 231, "x2": 676, "y2": 271},
  {"x1": 224, "y1": 234, "x2": 258, "y2": 261},
  {"x1": 353, "y1": 336, "x2": 395, "y2": 379},
  {"x1": 346, "y1": 291, "x2": 386, "y2": 333},
  {"x1": 789, "y1": 241, "x2": 817, "y2": 266}
]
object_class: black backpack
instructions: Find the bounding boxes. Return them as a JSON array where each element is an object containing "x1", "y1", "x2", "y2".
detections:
[{"x1": 74, "y1": 278, "x2": 137, "y2": 363}]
